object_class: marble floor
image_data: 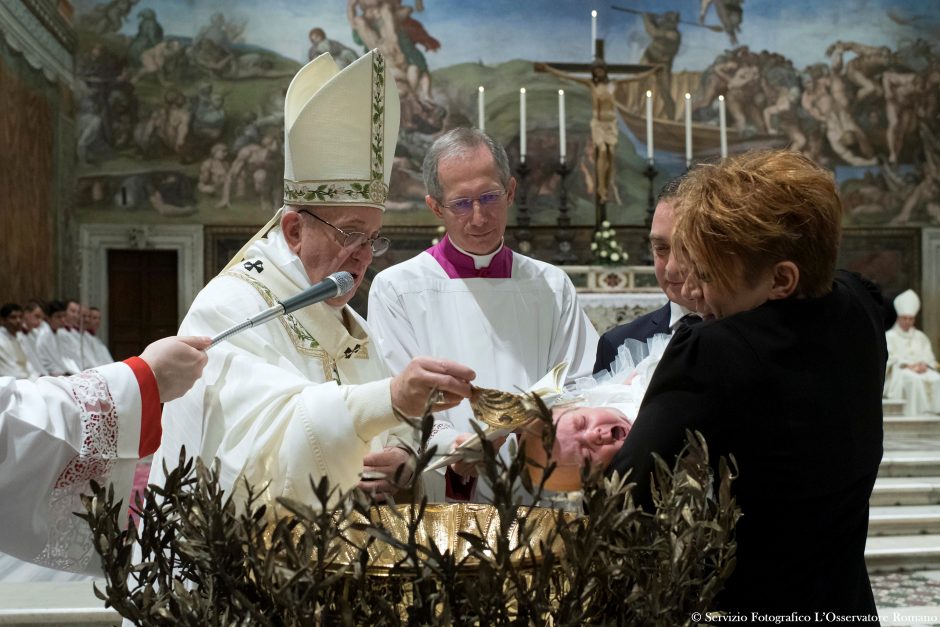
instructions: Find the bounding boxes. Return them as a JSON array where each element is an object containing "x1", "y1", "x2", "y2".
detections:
[{"x1": 873, "y1": 570, "x2": 940, "y2": 626}]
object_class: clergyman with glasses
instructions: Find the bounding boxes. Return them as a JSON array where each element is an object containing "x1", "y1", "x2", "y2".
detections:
[
  {"x1": 149, "y1": 51, "x2": 476, "y2": 511},
  {"x1": 368, "y1": 127, "x2": 599, "y2": 503}
]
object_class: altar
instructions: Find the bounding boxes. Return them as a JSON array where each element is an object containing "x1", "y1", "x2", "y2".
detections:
[{"x1": 564, "y1": 265, "x2": 668, "y2": 334}]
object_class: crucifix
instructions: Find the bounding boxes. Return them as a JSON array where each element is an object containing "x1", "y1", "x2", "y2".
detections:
[{"x1": 535, "y1": 40, "x2": 655, "y2": 225}]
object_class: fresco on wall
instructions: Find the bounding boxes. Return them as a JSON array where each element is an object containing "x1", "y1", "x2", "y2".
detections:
[{"x1": 71, "y1": 0, "x2": 940, "y2": 228}]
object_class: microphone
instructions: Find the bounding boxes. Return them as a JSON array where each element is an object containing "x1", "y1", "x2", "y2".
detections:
[{"x1": 208, "y1": 271, "x2": 355, "y2": 349}]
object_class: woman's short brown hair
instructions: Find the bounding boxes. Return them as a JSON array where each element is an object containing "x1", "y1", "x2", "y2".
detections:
[{"x1": 672, "y1": 150, "x2": 843, "y2": 298}]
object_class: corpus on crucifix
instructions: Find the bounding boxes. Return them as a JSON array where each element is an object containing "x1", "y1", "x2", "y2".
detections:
[{"x1": 535, "y1": 40, "x2": 655, "y2": 224}]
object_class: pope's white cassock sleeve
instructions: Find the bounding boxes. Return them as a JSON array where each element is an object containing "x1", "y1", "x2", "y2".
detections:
[
  {"x1": 0, "y1": 359, "x2": 159, "y2": 573},
  {"x1": 152, "y1": 232, "x2": 408, "y2": 510},
  {"x1": 368, "y1": 250, "x2": 598, "y2": 499}
]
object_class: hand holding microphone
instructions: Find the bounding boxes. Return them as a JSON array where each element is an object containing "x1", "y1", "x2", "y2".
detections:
[{"x1": 208, "y1": 271, "x2": 355, "y2": 349}]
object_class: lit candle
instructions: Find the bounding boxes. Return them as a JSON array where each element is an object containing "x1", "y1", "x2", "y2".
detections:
[
  {"x1": 718, "y1": 94, "x2": 728, "y2": 158},
  {"x1": 645, "y1": 90, "x2": 654, "y2": 161},
  {"x1": 591, "y1": 10, "x2": 597, "y2": 57},
  {"x1": 520, "y1": 88, "x2": 527, "y2": 162},
  {"x1": 684, "y1": 92, "x2": 692, "y2": 167},
  {"x1": 478, "y1": 86, "x2": 485, "y2": 132},
  {"x1": 558, "y1": 89, "x2": 566, "y2": 162}
]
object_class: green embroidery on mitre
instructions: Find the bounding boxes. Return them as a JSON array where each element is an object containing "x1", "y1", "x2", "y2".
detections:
[
  {"x1": 280, "y1": 48, "x2": 398, "y2": 210},
  {"x1": 283, "y1": 179, "x2": 386, "y2": 204}
]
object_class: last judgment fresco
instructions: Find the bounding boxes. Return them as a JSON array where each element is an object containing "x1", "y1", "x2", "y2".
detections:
[{"x1": 71, "y1": 0, "x2": 940, "y2": 228}]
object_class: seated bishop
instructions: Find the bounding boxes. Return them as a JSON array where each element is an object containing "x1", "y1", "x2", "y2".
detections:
[
  {"x1": 150, "y1": 50, "x2": 474, "y2": 510},
  {"x1": 885, "y1": 289, "x2": 940, "y2": 415}
]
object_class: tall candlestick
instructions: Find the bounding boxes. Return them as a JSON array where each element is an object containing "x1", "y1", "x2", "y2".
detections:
[
  {"x1": 558, "y1": 89, "x2": 566, "y2": 162},
  {"x1": 519, "y1": 88, "x2": 527, "y2": 162},
  {"x1": 645, "y1": 90, "x2": 654, "y2": 161},
  {"x1": 591, "y1": 10, "x2": 597, "y2": 57},
  {"x1": 718, "y1": 94, "x2": 728, "y2": 158},
  {"x1": 684, "y1": 92, "x2": 692, "y2": 167},
  {"x1": 478, "y1": 86, "x2": 485, "y2": 132}
]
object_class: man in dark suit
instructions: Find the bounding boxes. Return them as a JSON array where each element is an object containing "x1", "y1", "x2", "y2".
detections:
[{"x1": 592, "y1": 176, "x2": 697, "y2": 373}]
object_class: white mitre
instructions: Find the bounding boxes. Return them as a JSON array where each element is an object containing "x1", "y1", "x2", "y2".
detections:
[
  {"x1": 224, "y1": 49, "x2": 400, "y2": 271},
  {"x1": 894, "y1": 289, "x2": 921, "y2": 317},
  {"x1": 283, "y1": 49, "x2": 400, "y2": 209}
]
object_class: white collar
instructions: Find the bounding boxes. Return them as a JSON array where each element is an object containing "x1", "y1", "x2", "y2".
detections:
[
  {"x1": 450, "y1": 237, "x2": 505, "y2": 270},
  {"x1": 668, "y1": 301, "x2": 697, "y2": 330}
]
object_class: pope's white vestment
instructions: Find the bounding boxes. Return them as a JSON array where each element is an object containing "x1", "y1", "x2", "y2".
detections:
[
  {"x1": 368, "y1": 241, "x2": 599, "y2": 500},
  {"x1": 151, "y1": 228, "x2": 409, "y2": 508},
  {"x1": 0, "y1": 360, "x2": 156, "y2": 573},
  {"x1": 885, "y1": 324, "x2": 940, "y2": 415}
]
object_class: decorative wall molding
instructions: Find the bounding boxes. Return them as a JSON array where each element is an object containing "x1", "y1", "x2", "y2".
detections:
[
  {"x1": 923, "y1": 228, "x2": 940, "y2": 349},
  {"x1": 0, "y1": 0, "x2": 73, "y2": 85},
  {"x1": 79, "y1": 224, "x2": 204, "y2": 345}
]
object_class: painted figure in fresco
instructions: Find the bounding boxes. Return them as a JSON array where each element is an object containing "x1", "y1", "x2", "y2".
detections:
[
  {"x1": 308, "y1": 27, "x2": 358, "y2": 68},
  {"x1": 218, "y1": 134, "x2": 281, "y2": 212},
  {"x1": 348, "y1": 0, "x2": 438, "y2": 104},
  {"x1": 149, "y1": 173, "x2": 197, "y2": 217},
  {"x1": 828, "y1": 40, "x2": 896, "y2": 101},
  {"x1": 192, "y1": 92, "x2": 227, "y2": 146},
  {"x1": 891, "y1": 123, "x2": 940, "y2": 224},
  {"x1": 198, "y1": 143, "x2": 231, "y2": 196},
  {"x1": 79, "y1": 0, "x2": 138, "y2": 35},
  {"x1": 760, "y1": 56, "x2": 807, "y2": 152},
  {"x1": 134, "y1": 89, "x2": 191, "y2": 160},
  {"x1": 883, "y1": 69, "x2": 940, "y2": 166},
  {"x1": 131, "y1": 39, "x2": 183, "y2": 85},
  {"x1": 699, "y1": 0, "x2": 743, "y2": 46},
  {"x1": 127, "y1": 8, "x2": 164, "y2": 65},
  {"x1": 188, "y1": 12, "x2": 246, "y2": 78},
  {"x1": 801, "y1": 62, "x2": 876, "y2": 167},
  {"x1": 712, "y1": 49, "x2": 764, "y2": 133},
  {"x1": 640, "y1": 11, "x2": 681, "y2": 120}
]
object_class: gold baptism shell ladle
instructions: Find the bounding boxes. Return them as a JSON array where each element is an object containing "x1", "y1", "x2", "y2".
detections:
[{"x1": 424, "y1": 362, "x2": 570, "y2": 472}]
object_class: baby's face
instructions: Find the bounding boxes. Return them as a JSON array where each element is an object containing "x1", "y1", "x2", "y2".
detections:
[{"x1": 551, "y1": 406, "x2": 631, "y2": 470}]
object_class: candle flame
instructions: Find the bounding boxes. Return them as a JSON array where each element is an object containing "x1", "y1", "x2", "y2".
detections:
[
  {"x1": 478, "y1": 86, "x2": 484, "y2": 93},
  {"x1": 684, "y1": 93, "x2": 691, "y2": 100},
  {"x1": 718, "y1": 94, "x2": 725, "y2": 101},
  {"x1": 559, "y1": 89, "x2": 564, "y2": 95},
  {"x1": 591, "y1": 10, "x2": 597, "y2": 17},
  {"x1": 520, "y1": 87, "x2": 526, "y2": 94},
  {"x1": 646, "y1": 90, "x2": 652, "y2": 98}
]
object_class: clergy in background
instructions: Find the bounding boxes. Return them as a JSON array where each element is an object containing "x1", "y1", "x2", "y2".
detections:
[
  {"x1": 367, "y1": 128, "x2": 599, "y2": 502},
  {"x1": 0, "y1": 303, "x2": 41, "y2": 380},
  {"x1": 885, "y1": 289, "x2": 940, "y2": 415},
  {"x1": 150, "y1": 50, "x2": 474, "y2": 510}
]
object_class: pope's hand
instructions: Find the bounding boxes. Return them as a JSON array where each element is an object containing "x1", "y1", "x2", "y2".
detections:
[
  {"x1": 139, "y1": 336, "x2": 211, "y2": 402},
  {"x1": 390, "y1": 357, "x2": 475, "y2": 417},
  {"x1": 449, "y1": 431, "x2": 508, "y2": 479},
  {"x1": 358, "y1": 446, "x2": 414, "y2": 501}
]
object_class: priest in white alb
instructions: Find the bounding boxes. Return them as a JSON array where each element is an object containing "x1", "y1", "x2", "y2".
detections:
[
  {"x1": 885, "y1": 289, "x2": 940, "y2": 415},
  {"x1": 367, "y1": 128, "x2": 599, "y2": 502},
  {"x1": 150, "y1": 50, "x2": 475, "y2": 510}
]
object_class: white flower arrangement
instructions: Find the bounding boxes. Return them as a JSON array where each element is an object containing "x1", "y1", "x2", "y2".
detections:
[{"x1": 592, "y1": 221, "x2": 628, "y2": 266}]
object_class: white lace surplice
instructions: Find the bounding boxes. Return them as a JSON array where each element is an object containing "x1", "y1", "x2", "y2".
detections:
[{"x1": 0, "y1": 362, "x2": 143, "y2": 575}]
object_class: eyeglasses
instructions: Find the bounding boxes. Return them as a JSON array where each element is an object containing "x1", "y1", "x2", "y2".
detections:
[
  {"x1": 297, "y1": 209, "x2": 391, "y2": 257},
  {"x1": 439, "y1": 189, "x2": 506, "y2": 215}
]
